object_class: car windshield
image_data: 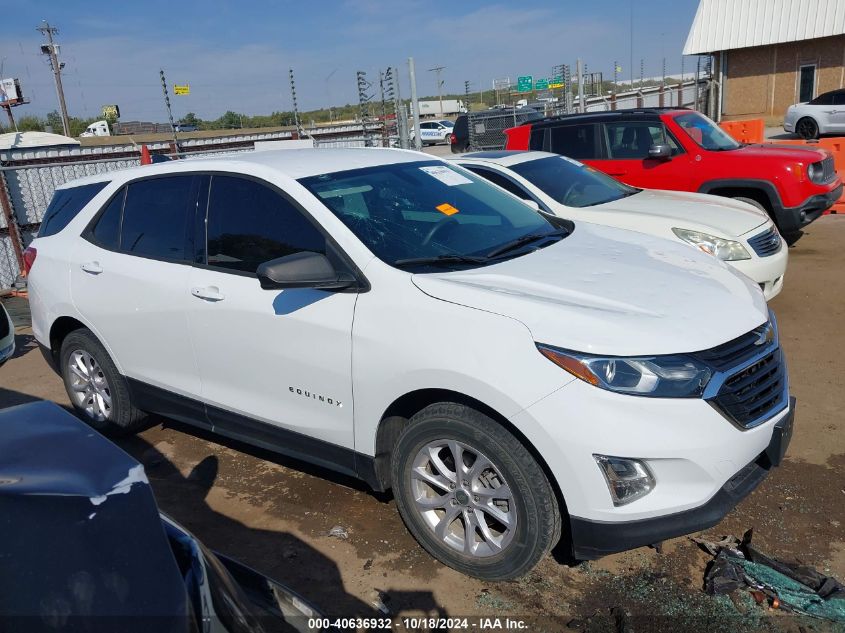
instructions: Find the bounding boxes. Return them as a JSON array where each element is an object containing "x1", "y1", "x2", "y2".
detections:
[
  {"x1": 673, "y1": 111, "x2": 741, "y2": 151},
  {"x1": 509, "y1": 156, "x2": 639, "y2": 208},
  {"x1": 299, "y1": 160, "x2": 568, "y2": 271}
]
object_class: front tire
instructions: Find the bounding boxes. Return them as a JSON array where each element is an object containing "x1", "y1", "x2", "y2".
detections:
[
  {"x1": 59, "y1": 329, "x2": 146, "y2": 434},
  {"x1": 796, "y1": 117, "x2": 819, "y2": 140},
  {"x1": 391, "y1": 403, "x2": 561, "y2": 580}
]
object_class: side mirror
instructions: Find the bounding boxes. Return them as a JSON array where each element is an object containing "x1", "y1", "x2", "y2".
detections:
[
  {"x1": 256, "y1": 252, "x2": 355, "y2": 290},
  {"x1": 648, "y1": 144, "x2": 673, "y2": 160}
]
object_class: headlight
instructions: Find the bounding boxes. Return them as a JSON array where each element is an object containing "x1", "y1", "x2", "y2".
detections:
[
  {"x1": 537, "y1": 345, "x2": 712, "y2": 397},
  {"x1": 672, "y1": 227, "x2": 751, "y2": 261},
  {"x1": 808, "y1": 161, "x2": 825, "y2": 184}
]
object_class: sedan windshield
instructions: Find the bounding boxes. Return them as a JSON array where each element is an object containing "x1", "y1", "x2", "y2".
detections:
[
  {"x1": 509, "y1": 156, "x2": 638, "y2": 207},
  {"x1": 674, "y1": 111, "x2": 741, "y2": 151},
  {"x1": 299, "y1": 161, "x2": 568, "y2": 271}
]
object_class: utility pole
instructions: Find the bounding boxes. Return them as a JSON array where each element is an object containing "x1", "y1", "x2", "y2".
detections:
[
  {"x1": 629, "y1": 0, "x2": 634, "y2": 85},
  {"x1": 464, "y1": 80, "x2": 471, "y2": 112},
  {"x1": 37, "y1": 21, "x2": 70, "y2": 136},
  {"x1": 428, "y1": 65, "x2": 445, "y2": 117},
  {"x1": 408, "y1": 57, "x2": 422, "y2": 151},
  {"x1": 289, "y1": 68, "x2": 304, "y2": 139},
  {"x1": 576, "y1": 59, "x2": 585, "y2": 113},
  {"x1": 159, "y1": 69, "x2": 179, "y2": 152}
]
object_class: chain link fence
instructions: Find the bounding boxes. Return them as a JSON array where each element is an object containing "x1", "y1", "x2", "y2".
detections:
[
  {"x1": 463, "y1": 79, "x2": 710, "y2": 152},
  {"x1": 0, "y1": 127, "x2": 393, "y2": 290}
]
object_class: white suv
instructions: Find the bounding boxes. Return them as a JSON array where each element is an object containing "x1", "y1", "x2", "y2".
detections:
[{"x1": 27, "y1": 148, "x2": 794, "y2": 580}]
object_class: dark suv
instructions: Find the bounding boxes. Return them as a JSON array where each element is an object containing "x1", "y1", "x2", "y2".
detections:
[
  {"x1": 505, "y1": 108, "x2": 843, "y2": 244},
  {"x1": 452, "y1": 108, "x2": 544, "y2": 154}
]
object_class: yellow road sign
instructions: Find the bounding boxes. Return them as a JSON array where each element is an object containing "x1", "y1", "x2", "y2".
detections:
[{"x1": 173, "y1": 85, "x2": 190, "y2": 95}]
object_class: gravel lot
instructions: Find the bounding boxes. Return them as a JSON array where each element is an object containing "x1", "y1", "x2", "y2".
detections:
[{"x1": 1, "y1": 215, "x2": 843, "y2": 630}]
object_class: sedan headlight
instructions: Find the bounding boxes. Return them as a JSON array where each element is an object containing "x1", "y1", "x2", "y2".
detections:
[
  {"x1": 537, "y1": 345, "x2": 712, "y2": 397},
  {"x1": 672, "y1": 227, "x2": 751, "y2": 261}
]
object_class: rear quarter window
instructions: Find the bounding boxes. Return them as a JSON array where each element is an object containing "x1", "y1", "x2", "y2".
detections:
[{"x1": 38, "y1": 182, "x2": 108, "y2": 238}]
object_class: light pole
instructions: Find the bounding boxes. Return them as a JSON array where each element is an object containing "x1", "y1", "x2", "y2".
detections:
[
  {"x1": 428, "y1": 65, "x2": 445, "y2": 117},
  {"x1": 37, "y1": 21, "x2": 70, "y2": 136}
]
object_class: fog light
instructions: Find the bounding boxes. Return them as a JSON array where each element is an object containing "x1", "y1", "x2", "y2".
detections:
[{"x1": 594, "y1": 455, "x2": 655, "y2": 506}]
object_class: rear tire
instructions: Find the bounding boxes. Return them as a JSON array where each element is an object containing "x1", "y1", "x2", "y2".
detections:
[
  {"x1": 59, "y1": 329, "x2": 146, "y2": 435},
  {"x1": 391, "y1": 402, "x2": 561, "y2": 580},
  {"x1": 796, "y1": 117, "x2": 819, "y2": 140}
]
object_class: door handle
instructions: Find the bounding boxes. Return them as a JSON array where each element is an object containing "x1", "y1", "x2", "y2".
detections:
[
  {"x1": 80, "y1": 261, "x2": 103, "y2": 275},
  {"x1": 191, "y1": 286, "x2": 225, "y2": 302}
]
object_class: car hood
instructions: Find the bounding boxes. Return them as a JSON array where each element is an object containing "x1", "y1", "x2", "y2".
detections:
[
  {"x1": 412, "y1": 223, "x2": 768, "y2": 356},
  {"x1": 588, "y1": 189, "x2": 769, "y2": 238},
  {"x1": 736, "y1": 143, "x2": 829, "y2": 163}
]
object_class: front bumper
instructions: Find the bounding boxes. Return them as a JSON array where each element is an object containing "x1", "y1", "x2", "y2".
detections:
[
  {"x1": 729, "y1": 239, "x2": 788, "y2": 301},
  {"x1": 777, "y1": 183, "x2": 843, "y2": 234},
  {"x1": 510, "y1": 372, "x2": 794, "y2": 558},
  {"x1": 570, "y1": 398, "x2": 794, "y2": 559}
]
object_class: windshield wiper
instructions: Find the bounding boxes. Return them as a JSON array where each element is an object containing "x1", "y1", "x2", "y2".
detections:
[
  {"x1": 394, "y1": 254, "x2": 490, "y2": 267},
  {"x1": 486, "y1": 228, "x2": 570, "y2": 258}
]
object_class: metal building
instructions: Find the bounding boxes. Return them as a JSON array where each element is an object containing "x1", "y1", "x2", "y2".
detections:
[{"x1": 684, "y1": 0, "x2": 845, "y2": 122}]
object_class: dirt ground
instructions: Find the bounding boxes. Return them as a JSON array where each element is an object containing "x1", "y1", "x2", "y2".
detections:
[{"x1": 2, "y1": 216, "x2": 844, "y2": 631}]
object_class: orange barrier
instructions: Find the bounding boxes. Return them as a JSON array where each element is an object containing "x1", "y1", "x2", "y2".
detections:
[
  {"x1": 719, "y1": 119, "x2": 765, "y2": 144},
  {"x1": 140, "y1": 144, "x2": 152, "y2": 165}
]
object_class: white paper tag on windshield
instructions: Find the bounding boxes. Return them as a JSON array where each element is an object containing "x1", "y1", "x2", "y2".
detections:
[{"x1": 419, "y1": 165, "x2": 473, "y2": 186}]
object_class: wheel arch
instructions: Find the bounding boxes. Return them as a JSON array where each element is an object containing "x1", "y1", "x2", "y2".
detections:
[
  {"x1": 697, "y1": 179, "x2": 783, "y2": 214},
  {"x1": 47, "y1": 315, "x2": 124, "y2": 375},
  {"x1": 48, "y1": 316, "x2": 88, "y2": 366},
  {"x1": 372, "y1": 388, "x2": 568, "y2": 523}
]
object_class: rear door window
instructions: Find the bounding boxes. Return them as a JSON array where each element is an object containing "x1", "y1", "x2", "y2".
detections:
[
  {"x1": 120, "y1": 176, "x2": 199, "y2": 261},
  {"x1": 89, "y1": 188, "x2": 125, "y2": 249},
  {"x1": 39, "y1": 182, "x2": 108, "y2": 237},
  {"x1": 548, "y1": 124, "x2": 599, "y2": 159}
]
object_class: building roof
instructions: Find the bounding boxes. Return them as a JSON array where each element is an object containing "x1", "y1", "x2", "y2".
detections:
[
  {"x1": 0, "y1": 131, "x2": 80, "y2": 150},
  {"x1": 683, "y1": 0, "x2": 845, "y2": 55}
]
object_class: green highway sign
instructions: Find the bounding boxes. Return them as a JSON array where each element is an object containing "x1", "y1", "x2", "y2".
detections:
[
  {"x1": 549, "y1": 75, "x2": 564, "y2": 88},
  {"x1": 534, "y1": 78, "x2": 549, "y2": 90},
  {"x1": 517, "y1": 76, "x2": 533, "y2": 93}
]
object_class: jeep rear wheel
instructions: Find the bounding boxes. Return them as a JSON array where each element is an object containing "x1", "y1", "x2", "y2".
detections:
[{"x1": 391, "y1": 403, "x2": 561, "y2": 580}]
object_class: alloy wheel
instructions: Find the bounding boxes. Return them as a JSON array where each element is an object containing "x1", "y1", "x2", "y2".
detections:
[
  {"x1": 67, "y1": 349, "x2": 112, "y2": 421},
  {"x1": 410, "y1": 439, "x2": 517, "y2": 557}
]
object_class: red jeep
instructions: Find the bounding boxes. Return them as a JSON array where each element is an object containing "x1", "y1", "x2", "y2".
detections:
[{"x1": 504, "y1": 108, "x2": 843, "y2": 244}]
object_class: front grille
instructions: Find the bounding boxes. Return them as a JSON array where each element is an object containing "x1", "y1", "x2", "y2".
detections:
[
  {"x1": 747, "y1": 226, "x2": 782, "y2": 257},
  {"x1": 710, "y1": 348, "x2": 787, "y2": 428},
  {"x1": 816, "y1": 156, "x2": 836, "y2": 183},
  {"x1": 694, "y1": 321, "x2": 788, "y2": 428},
  {"x1": 694, "y1": 324, "x2": 771, "y2": 371}
]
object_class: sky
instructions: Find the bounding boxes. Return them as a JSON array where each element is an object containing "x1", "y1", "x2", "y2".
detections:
[{"x1": 1, "y1": 0, "x2": 701, "y2": 122}]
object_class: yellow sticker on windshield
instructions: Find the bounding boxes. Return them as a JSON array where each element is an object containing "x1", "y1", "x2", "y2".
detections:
[{"x1": 436, "y1": 203, "x2": 459, "y2": 216}]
